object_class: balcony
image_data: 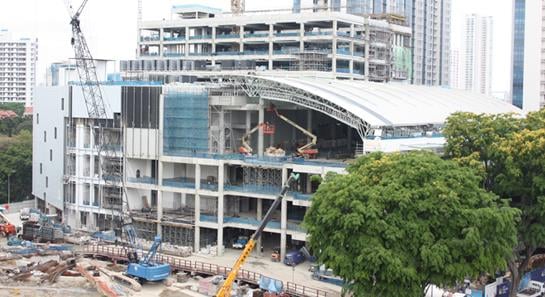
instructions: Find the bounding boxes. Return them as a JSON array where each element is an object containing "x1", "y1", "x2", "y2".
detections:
[
  {"x1": 127, "y1": 176, "x2": 157, "y2": 185},
  {"x1": 102, "y1": 144, "x2": 122, "y2": 152},
  {"x1": 292, "y1": 192, "x2": 312, "y2": 201},
  {"x1": 103, "y1": 175, "x2": 122, "y2": 182},
  {"x1": 188, "y1": 52, "x2": 212, "y2": 56},
  {"x1": 162, "y1": 177, "x2": 195, "y2": 189},
  {"x1": 200, "y1": 215, "x2": 304, "y2": 232},
  {"x1": 215, "y1": 51, "x2": 240, "y2": 56},
  {"x1": 273, "y1": 48, "x2": 299, "y2": 55},
  {"x1": 164, "y1": 52, "x2": 184, "y2": 57},
  {"x1": 304, "y1": 31, "x2": 332, "y2": 37},
  {"x1": 217, "y1": 34, "x2": 239, "y2": 39},
  {"x1": 189, "y1": 35, "x2": 212, "y2": 40},
  {"x1": 244, "y1": 32, "x2": 269, "y2": 38},
  {"x1": 274, "y1": 32, "x2": 299, "y2": 37},
  {"x1": 336, "y1": 68, "x2": 351, "y2": 74},
  {"x1": 140, "y1": 36, "x2": 160, "y2": 42},
  {"x1": 225, "y1": 184, "x2": 282, "y2": 195},
  {"x1": 241, "y1": 50, "x2": 269, "y2": 56},
  {"x1": 336, "y1": 48, "x2": 352, "y2": 55},
  {"x1": 337, "y1": 32, "x2": 351, "y2": 37},
  {"x1": 163, "y1": 36, "x2": 185, "y2": 42},
  {"x1": 141, "y1": 52, "x2": 159, "y2": 57}
]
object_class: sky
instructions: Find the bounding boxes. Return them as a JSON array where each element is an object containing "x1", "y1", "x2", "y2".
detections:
[{"x1": 0, "y1": 0, "x2": 511, "y2": 92}]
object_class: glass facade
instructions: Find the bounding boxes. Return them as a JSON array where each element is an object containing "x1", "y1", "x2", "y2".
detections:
[{"x1": 512, "y1": 0, "x2": 525, "y2": 109}]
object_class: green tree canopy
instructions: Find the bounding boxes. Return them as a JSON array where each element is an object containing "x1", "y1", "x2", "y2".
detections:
[
  {"x1": 443, "y1": 109, "x2": 545, "y2": 296},
  {"x1": 304, "y1": 152, "x2": 519, "y2": 297},
  {"x1": 0, "y1": 130, "x2": 32, "y2": 204}
]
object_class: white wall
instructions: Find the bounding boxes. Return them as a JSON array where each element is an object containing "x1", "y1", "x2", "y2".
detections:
[{"x1": 33, "y1": 86, "x2": 69, "y2": 210}]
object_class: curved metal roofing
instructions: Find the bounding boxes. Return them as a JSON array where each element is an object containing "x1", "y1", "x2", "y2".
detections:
[{"x1": 256, "y1": 76, "x2": 523, "y2": 127}]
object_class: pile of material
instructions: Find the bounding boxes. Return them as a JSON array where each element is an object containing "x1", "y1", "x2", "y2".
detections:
[{"x1": 265, "y1": 147, "x2": 286, "y2": 157}]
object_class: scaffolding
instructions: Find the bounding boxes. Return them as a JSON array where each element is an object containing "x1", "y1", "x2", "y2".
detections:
[
  {"x1": 163, "y1": 85, "x2": 209, "y2": 155},
  {"x1": 241, "y1": 167, "x2": 282, "y2": 193},
  {"x1": 294, "y1": 51, "x2": 331, "y2": 72},
  {"x1": 209, "y1": 105, "x2": 233, "y2": 154}
]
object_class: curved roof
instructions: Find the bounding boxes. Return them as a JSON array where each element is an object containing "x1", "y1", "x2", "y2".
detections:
[{"x1": 253, "y1": 76, "x2": 522, "y2": 127}]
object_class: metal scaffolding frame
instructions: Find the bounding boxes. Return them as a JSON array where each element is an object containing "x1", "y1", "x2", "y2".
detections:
[{"x1": 225, "y1": 75, "x2": 371, "y2": 141}]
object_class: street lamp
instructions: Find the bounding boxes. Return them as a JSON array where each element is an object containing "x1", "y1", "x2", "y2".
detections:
[{"x1": 7, "y1": 170, "x2": 15, "y2": 206}]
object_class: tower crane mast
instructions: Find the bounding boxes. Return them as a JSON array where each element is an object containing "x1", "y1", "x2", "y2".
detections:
[{"x1": 69, "y1": 0, "x2": 107, "y2": 119}]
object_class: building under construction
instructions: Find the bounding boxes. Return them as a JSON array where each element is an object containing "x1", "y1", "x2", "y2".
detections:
[
  {"x1": 32, "y1": 72, "x2": 521, "y2": 262},
  {"x1": 31, "y1": 4, "x2": 521, "y2": 263},
  {"x1": 122, "y1": 5, "x2": 412, "y2": 82}
]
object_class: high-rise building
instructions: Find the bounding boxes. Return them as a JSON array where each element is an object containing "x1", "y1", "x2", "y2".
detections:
[
  {"x1": 293, "y1": 0, "x2": 451, "y2": 86},
  {"x1": 450, "y1": 49, "x2": 462, "y2": 89},
  {"x1": 510, "y1": 0, "x2": 545, "y2": 111},
  {"x1": 0, "y1": 30, "x2": 38, "y2": 107},
  {"x1": 409, "y1": 0, "x2": 451, "y2": 86},
  {"x1": 460, "y1": 14, "x2": 493, "y2": 96}
]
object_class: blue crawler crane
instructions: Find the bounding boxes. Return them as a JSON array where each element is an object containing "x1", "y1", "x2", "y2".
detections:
[{"x1": 124, "y1": 223, "x2": 171, "y2": 282}]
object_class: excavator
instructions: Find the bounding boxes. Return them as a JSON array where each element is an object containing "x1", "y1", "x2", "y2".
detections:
[
  {"x1": 215, "y1": 173, "x2": 299, "y2": 297},
  {"x1": 239, "y1": 106, "x2": 318, "y2": 158}
]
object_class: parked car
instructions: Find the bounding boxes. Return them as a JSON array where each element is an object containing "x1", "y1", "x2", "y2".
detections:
[
  {"x1": 518, "y1": 281, "x2": 545, "y2": 297},
  {"x1": 232, "y1": 236, "x2": 249, "y2": 249},
  {"x1": 284, "y1": 250, "x2": 305, "y2": 266}
]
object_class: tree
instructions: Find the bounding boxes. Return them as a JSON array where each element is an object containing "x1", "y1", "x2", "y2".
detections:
[
  {"x1": 443, "y1": 112, "x2": 521, "y2": 189},
  {"x1": 0, "y1": 130, "x2": 33, "y2": 203},
  {"x1": 304, "y1": 152, "x2": 519, "y2": 297},
  {"x1": 443, "y1": 110, "x2": 545, "y2": 297}
]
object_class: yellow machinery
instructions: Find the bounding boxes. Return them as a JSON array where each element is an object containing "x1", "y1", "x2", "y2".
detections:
[{"x1": 216, "y1": 173, "x2": 300, "y2": 297}]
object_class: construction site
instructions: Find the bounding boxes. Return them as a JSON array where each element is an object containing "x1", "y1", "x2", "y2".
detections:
[{"x1": 24, "y1": 0, "x2": 523, "y2": 296}]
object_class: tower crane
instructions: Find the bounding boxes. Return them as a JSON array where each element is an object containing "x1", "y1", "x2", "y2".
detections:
[
  {"x1": 67, "y1": 0, "x2": 170, "y2": 282},
  {"x1": 69, "y1": 0, "x2": 107, "y2": 119}
]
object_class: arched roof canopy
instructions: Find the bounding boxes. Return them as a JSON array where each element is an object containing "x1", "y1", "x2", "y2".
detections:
[{"x1": 223, "y1": 75, "x2": 523, "y2": 141}]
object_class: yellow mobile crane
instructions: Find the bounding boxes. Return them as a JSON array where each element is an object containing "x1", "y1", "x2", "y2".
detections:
[{"x1": 216, "y1": 173, "x2": 300, "y2": 297}]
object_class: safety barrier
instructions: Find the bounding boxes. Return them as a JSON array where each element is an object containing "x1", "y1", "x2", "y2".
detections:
[{"x1": 82, "y1": 245, "x2": 332, "y2": 297}]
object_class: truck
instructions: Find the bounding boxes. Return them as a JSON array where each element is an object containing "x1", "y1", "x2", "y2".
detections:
[
  {"x1": 518, "y1": 281, "x2": 545, "y2": 297},
  {"x1": 232, "y1": 236, "x2": 249, "y2": 249}
]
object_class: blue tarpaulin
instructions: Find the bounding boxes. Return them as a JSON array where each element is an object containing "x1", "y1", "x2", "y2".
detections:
[{"x1": 259, "y1": 275, "x2": 283, "y2": 293}]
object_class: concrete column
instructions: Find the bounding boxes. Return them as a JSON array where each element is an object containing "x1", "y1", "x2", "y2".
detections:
[
  {"x1": 240, "y1": 25, "x2": 245, "y2": 52},
  {"x1": 299, "y1": 23, "x2": 305, "y2": 52},
  {"x1": 194, "y1": 164, "x2": 201, "y2": 252},
  {"x1": 364, "y1": 20, "x2": 370, "y2": 81},
  {"x1": 245, "y1": 111, "x2": 252, "y2": 133},
  {"x1": 306, "y1": 110, "x2": 312, "y2": 143},
  {"x1": 159, "y1": 28, "x2": 164, "y2": 57},
  {"x1": 181, "y1": 192, "x2": 187, "y2": 207},
  {"x1": 269, "y1": 24, "x2": 274, "y2": 70},
  {"x1": 217, "y1": 162, "x2": 224, "y2": 255},
  {"x1": 219, "y1": 107, "x2": 225, "y2": 153},
  {"x1": 347, "y1": 125, "x2": 353, "y2": 154},
  {"x1": 256, "y1": 198, "x2": 263, "y2": 256},
  {"x1": 280, "y1": 167, "x2": 288, "y2": 261},
  {"x1": 185, "y1": 26, "x2": 190, "y2": 57},
  {"x1": 211, "y1": 26, "x2": 217, "y2": 65},
  {"x1": 258, "y1": 98, "x2": 264, "y2": 157},
  {"x1": 157, "y1": 160, "x2": 164, "y2": 235},
  {"x1": 332, "y1": 20, "x2": 338, "y2": 74}
]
